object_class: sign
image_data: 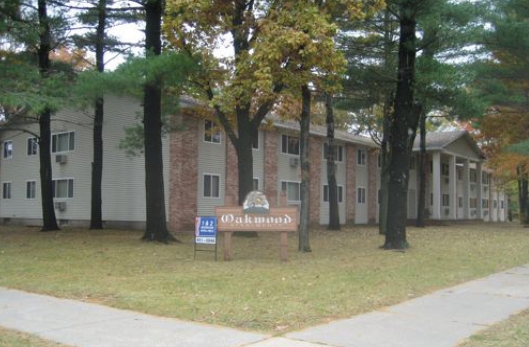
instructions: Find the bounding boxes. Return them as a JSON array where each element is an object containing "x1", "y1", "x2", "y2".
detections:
[
  {"x1": 195, "y1": 216, "x2": 217, "y2": 244},
  {"x1": 216, "y1": 207, "x2": 298, "y2": 232},
  {"x1": 215, "y1": 204, "x2": 298, "y2": 262}
]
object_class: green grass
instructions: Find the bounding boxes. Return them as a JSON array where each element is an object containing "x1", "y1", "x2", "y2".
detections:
[
  {"x1": 0, "y1": 327, "x2": 70, "y2": 347},
  {"x1": 1, "y1": 224, "x2": 529, "y2": 335},
  {"x1": 458, "y1": 309, "x2": 529, "y2": 347}
]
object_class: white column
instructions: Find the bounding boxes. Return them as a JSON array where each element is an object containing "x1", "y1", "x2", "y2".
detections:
[
  {"x1": 449, "y1": 155, "x2": 457, "y2": 219},
  {"x1": 432, "y1": 152, "x2": 441, "y2": 220},
  {"x1": 477, "y1": 162, "x2": 483, "y2": 219},
  {"x1": 463, "y1": 159, "x2": 470, "y2": 219}
]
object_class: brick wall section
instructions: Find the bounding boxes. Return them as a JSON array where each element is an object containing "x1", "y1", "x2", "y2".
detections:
[
  {"x1": 368, "y1": 149, "x2": 378, "y2": 224},
  {"x1": 264, "y1": 130, "x2": 279, "y2": 206},
  {"x1": 309, "y1": 137, "x2": 323, "y2": 226},
  {"x1": 169, "y1": 116, "x2": 198, "y2": 232},
  {"x1": 225, "y1": 140, "x2": 239, "y2": 206},
  {"x1": 346, "y1": 144, "x2": 357, "y2": 224}
]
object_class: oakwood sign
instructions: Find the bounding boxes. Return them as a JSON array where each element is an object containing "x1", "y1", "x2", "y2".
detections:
[
  {"x1": 216, "y1": 207, "x2": 298, "y2": 232},
  {"x1": 215, "y1": 206, "x2": 298, "y2": 261}
]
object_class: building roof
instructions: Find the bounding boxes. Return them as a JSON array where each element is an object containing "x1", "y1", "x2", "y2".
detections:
[
  {"x1": 272, "y1": 118, "x2": 378, "y2": 148},
  {"x1": 412, "y1": 131, "x2": 486, "y2": 160}
]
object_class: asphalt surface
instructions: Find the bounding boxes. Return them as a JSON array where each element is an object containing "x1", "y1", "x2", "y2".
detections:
[{"x1": 1, "y1": 264, "x2": 528, "y2": 347}]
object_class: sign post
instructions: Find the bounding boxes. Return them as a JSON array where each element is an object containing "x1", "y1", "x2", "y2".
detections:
[{"x1": 194, "y1": 216, "x2": 218, "y2": 260}]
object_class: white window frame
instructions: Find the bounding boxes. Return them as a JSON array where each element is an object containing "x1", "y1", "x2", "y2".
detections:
[
  {"x1": 26, "y1": 180, "x2": 37, "y2": 199},
  {"x1": 357, "y1": 149, "x2": 366, "y2": 166},
  {"x1": 52, "y1": 131, "x2": 75, "y2": 153},
  {"x1": 357, "y1": 187, "x2": 366, "y2": 204},
  {"x1": 27, "y1": 137, "x2": 38, "y2": 156},
  {"x1": 323, "y1": 185, "x2": 344, "y2": 203},
  {"x1": 3, "y1": 140, "x2": 13, "y2": 159},
  {"x1": 442, "y1": 194, "x2": 450, "y2": 207},
  {"x1": 52, "y1": 178, "x2": 74, "y2": 198},
  {"x1": 252, "y1": 132, "x2": 259, "y2": 150},
  {"x1": 2, "y1": 182, "x2": 12, "y2": 199},
  {"x1": 281, "y1": 135, "x2": 300, "y2": 156},
  {"x1": 204, "y1": 120, "x2": 221, "y2": 144},
  {"x1": 323, "y1": 143, "x2": 344, "y2": 162},
  {"x1": 281, "y1": 180, "x2": 301, "y2": 202},
  {"x1": 203, "y1": 173, "x2": 220, "y2": 198}
]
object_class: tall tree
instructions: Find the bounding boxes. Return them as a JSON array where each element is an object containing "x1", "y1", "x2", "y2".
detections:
[
  {"x1": 164, "y1": 0, "x2": 381, "y2": 208},
  {"x1": 472, "y1": 0, "x2": 529, "y2": 224},
  {"x1": 383, "y1": 0, "x2": 423, "y2": 250},
  {"x1": 298, "y1": 85, "x2": 312, "y2": 252},
  {"x1": 325, "y1": 93, "x2": 340, "y2": 230},
  {"x1": 37, "y1": 0, "x2": 60, "y2": 232},
  {"x1": 141, "y1": 0, "x2": 170, "y2": 242}
]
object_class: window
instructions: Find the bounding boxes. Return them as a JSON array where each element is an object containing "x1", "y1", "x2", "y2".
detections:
[
  {"x1": 457, "y1": 169, "x2": 463, "y2": 181},
  {"x1": 3, "y1": 141, "x2": 13, "y2": 159},
  {"x1": 52, "y1": 178, "x2": 74, "y2": 198},
  {"x1": 252, "y1": 132, "x2": 259, "y2": 150},
  {"x1": 2, "y1": 182, "x2": 11, "y2": 199},
  {"x1": 203, "y1": 174, "x2": 220, "y2": 198},
  {"x1": 442, "y1": 194, "x2": 450, "y2": 207},
  {"x1": 357, "y1": 149, "x2": 366, "y2": 166},
  {"x1": 323, "y1": 185, "x2": 343, "y2": 203},
  {"x1": 281, "y1": 181, "x2": 301, "y2": 201},
  {"x1": 482, "y1": 172, "x2": 490, "y2": 185},
  {"x1": 52, "y1": 132, "x2": 75, "y2": 153},
  {"x1": 357, "y1": 187, "x2": 366, "y2": 204},
  {"x1": 458, "y1": 197, "x2": 463, "y2": 208},
  {"x1": 470, "y1": 198, "x2": 477, "y2": 208},
  {"x1": 204, "y1": 120, "x2": 221, "y2": 143},
  {"x1": 482, "y1": 199, "x2": 489, "y2": 208},
  {"x1": 493, "y1": 200, "x2": 498, "y2": 208},
  {"x1": 441, "y1": 163, "x2": 449, "y2": 176},
  {"x1": 253, "y1": 178, "x2": 259, "y2": 191},
  {"x1": 281, "y1": 135, "x2": 299, "y2": 155},
  {"x1": 469, "y1": 169, "x2": 477, "y2": 183},
  {"x1": 27, "y1": 137, "x2": 38, "y2": 156},
  {"x1": 26, "y1": 181, "x2": 36, "y2": 199},
  {"x1": 323, "y1": 143, "x2": 344, "y2": 162}
]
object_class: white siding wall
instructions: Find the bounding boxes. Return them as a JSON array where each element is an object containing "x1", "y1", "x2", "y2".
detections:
[
  {"x1": 1, "y1": 128, "x2": 41, "y2": 221},
  {"x1": 196, "y1": 120, "x2": 226, "y2": 216},
  {"x1": 277, "y1": 132, "x2": 301, "y2": 206},
  {"x1": 319, "y1": 141, "x2": 347, "y2": 225},
  {"x1": 253, "y1": 130, "x2": 264, "y2": 190},
  {"x1": 355, "y1": 147, "x2": 368, "y2": 224},
  {"x1": 0, "y1": 95, "x2": 171, "y2": 225}
]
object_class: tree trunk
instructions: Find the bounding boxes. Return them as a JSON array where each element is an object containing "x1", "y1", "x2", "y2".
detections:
[
  {"x1": 518, "y1": 164, "x2": 529, "y2": 225},
  {"x1": 298, "y1": 85, "x2": 312, "y2": 252},
  {"x1": 384, "y1": 6, "x2": 419, "y2": 250},
  {"x1": 415, "y1": 111, "x2": 426, "y2": 227},
  {"x1": 37, "y1": 0, "x2": 59, "y2": 232},
  {"x1": 325, "y1": 93, "x2": 340, "y2": 230},
  {"x1": 90, "y1": 0, "x2": 106, "y2": 230},
  {"x1": 90, "y1": 97, "x2": 104, "y2": 229},
  {"x1": 141, "y1": 0, "x2": 173, "y2": 242},
  {"x1": 378, "y1": 106, "x2": 390, "y2": 235}
]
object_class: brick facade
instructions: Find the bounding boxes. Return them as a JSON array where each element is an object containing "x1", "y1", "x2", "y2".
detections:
[
  {"x1": 225, "y1": 140, "x2": 239, "y2": 207},
  {"x1": 169, "y1": 116, "x2": 199, "y2": 232},
  {"x1": 309, "y1": 137, "x2": 323, "y2": 226},
  {"x1": 264, "y1": 130, "x2": 279, "y2": 207}
]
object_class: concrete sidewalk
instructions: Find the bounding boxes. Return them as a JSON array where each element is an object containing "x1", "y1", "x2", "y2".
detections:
[{"x1": 0, "y1": 264, "x2": 528, "y2": 347}]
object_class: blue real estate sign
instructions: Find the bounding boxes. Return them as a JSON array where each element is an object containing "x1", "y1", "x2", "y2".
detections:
[{"x1": 195, "y1": 216, "x2": 217, "y2": 244}]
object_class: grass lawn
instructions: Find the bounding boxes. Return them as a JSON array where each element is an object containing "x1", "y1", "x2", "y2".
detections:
[
  {"x1": 0, "y1": 327, "x2": 70, "y2": 347},
  {"x1": 458, "y1": 308, "x2": 529, "y2": 347},
  {"x1": 1, "y1": 223, "x2": 529, "y2": 336}
]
